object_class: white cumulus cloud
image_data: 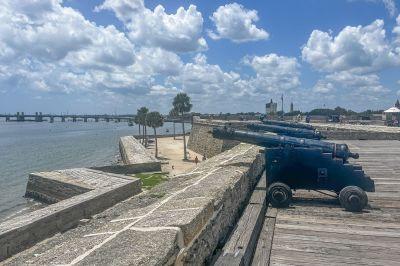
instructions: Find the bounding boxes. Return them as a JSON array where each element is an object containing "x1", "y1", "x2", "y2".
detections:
[
  {"x1": 302, "y1": 19, "x2": 400, "y2": 74},
  {"x1": 166, "y1": 54, "x2": 241, "y2": 95},
  {"x1": 96, "y1": 0, "x2": 207, "y2": 53},
  {"x1": 326, "y1": 72, "x2": 389, "y2": 93},
  {"x1": 244, "y1": 54, "x2": 300, "y2": 93},
  {"x1": 0, "y1": 0, "x2": 198, "y2": 99},
  {"x1": 208, "y1": 3, "x2": 269, "y2": 43},
  {"x1": 382, "y1": 0, "x2": 398, "y2": 17},
  {"x1": 313, "y1": 80, "x2": 335, "y2": 94}
]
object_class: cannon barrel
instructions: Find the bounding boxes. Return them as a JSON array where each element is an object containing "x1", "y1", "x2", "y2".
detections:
[
  {"x1": 212, "y1": 127, "x2": 358, "y2": 161},
  {"x1": 247, "y1": 123, "x2": 324, "y2": 140},
  {"x1": 262, "y1": 119, "x2": 314, "y2": 130}
]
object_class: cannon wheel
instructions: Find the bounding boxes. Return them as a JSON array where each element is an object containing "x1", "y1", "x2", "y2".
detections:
[
  {"x1": 339, "y1": 186, "x2": 368, "y2": 212},
  {"x1": 267, "y1": 182, "x2": 292, "y2": 208}
]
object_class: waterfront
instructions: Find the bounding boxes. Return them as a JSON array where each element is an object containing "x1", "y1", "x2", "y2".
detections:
[{"x1": 0, "y1": 121, "x2": 190, "y2": 221}]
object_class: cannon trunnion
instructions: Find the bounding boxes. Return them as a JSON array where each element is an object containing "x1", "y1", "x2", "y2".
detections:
[{"x1": 212, "y1": 127, "x2": 375, "y2": 212}]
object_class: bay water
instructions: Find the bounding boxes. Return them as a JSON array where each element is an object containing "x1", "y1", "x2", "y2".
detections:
[{"x1": 0, "y1": 121, "x2": 190, "y2": 221}]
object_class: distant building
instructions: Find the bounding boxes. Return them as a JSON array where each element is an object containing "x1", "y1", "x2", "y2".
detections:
[
  {"x1": 266, "y1": 99, "x2": 277, "y2": 115},
  {"x1": 290, "y1": 102, "x2": 294, "y2": 113},
  {"x1": 395, "y1": 99, "x2": 400, "y2": 108}
]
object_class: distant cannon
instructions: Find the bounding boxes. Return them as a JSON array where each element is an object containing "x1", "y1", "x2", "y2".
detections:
[
  {"x1": 247, "y1": 123, "x2": 324, "y2": 140},
  {"x1": 262, "y1": 119, "x2": 315, "y2": 130},
  {"x1": 212, "y1": 127, "x2": 375, "y2": 212}
]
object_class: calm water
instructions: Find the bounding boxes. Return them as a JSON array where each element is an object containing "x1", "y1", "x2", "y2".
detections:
[{"x1": 0, "y1": 121, "x2": 190, "y2": 221}]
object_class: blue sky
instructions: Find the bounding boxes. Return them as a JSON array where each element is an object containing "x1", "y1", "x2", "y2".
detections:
[{"x1": 0, "y1": 0, "x2": 399, "y2": 114}]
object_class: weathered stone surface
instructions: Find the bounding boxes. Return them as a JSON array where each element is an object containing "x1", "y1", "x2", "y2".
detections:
[
  {"x1": 3, "y1": 143, "x2": 264, "y2": 265},
  {"x1": 215, "y1": 175, "x2": 267, "y2": 266},
  {"x1": 188, "y1": 119, "x2": 259, "y2": 158},
  {"x1": 25, "y1": 168, "x2": 134, "y2": 203},
  {"x1": 119, "y1": 136, "x2": 160, "y2": 165},
  {"x1": 91, "y1": 162, "x2": 162, "y2": 175},
  {"x1": 77, "y1": 229, "x2": 182, "y2": 266},
  {"x1": 314, "y1": 123, "x2": 400, "y2": 140},
  {"x1": 0, "y1": 169, "x2": 141, "y2": 261}
]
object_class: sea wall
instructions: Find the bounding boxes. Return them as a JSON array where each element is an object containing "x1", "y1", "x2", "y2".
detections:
[
  {"x1": 314, "y1": 123, "x2": 400, "y2": 140},
  {"x1": 118, "y1": 136, "x2": 161, "y2": 172},
  {"x1": 188, "y1": 119, "x2": 259, "y2": 158},
  {"x1": 25, "y1": 172, "x2": 91, "y2": 204},
  {"x1": 180, "y1": 144, "x2": 265, "y2": 265},
  {"x1": 3, "y1": 144, "x2": 264, "y2": 265},
  {"x1": 0, "y1": 169, "x2": 141, "y2": 261},
  {"x1": 91, "y1": 162, "x2": 162, "y2": 175},
  {"x1": 188, "y1": 119, "x2": 400, "y2": 147}
]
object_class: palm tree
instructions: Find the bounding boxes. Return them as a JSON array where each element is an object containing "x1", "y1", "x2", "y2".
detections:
[
  {"x1": 134, "y1": 113, "x2": 141, "y2": 137},
  {"x1": 169, "y1": 108, "x2": 179, "y2": 140},
  {"x1": 137, "y1": 107, "x2": 149, "y2": 144},
  {"x1": 172, "y1": 93, "x2": 192, "y2": 160},
  {"x1": 147, "y1": 111, "x2": 164, "y2": 157}
]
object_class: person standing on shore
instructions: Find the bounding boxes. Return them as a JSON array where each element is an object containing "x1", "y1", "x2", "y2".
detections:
[{"x1": 194, "y1": 156, "x2": 199, "y2": 165}]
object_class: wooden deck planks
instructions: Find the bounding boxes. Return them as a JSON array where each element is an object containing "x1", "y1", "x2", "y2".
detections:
[{"x1": 266, "y1": 140, "x2": 400, "y2": 266}]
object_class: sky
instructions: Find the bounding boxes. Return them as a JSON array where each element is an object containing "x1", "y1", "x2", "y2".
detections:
[{"x1": 0, "y1": 0, "x2": 400, "y2": 115}]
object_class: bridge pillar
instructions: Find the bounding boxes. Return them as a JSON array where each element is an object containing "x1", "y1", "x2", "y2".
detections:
[
  {"x1": 84, "y1": 117, "x2": 88, "y2": 122},
  {"x1": 61, "y1": 117, "x2": 65, "y2": 122},
  {"x1": 17, "y1": 112, "x2": 25, "y2": 122},
  {"x1": 106, "y1": 118, "x2": 110, "y2": 122},
  {"x1": 73, "y1": 116, "x2": 77, "y2": 122},
  {"x1": 50, "y1": 116, "x2": 54, "y2": 123},
  {"x1": 6, "y1": 116, "x2": 9, "y2": 122},
  {"x1": 117, "y1": 118, "x2": 121, "y2": 123},
  {"x1": 95, "y1": 117, "x2": 99, "y2": 122},
  {"x1": 34, "y1": 112, "x2": 43, "y2": 122}
]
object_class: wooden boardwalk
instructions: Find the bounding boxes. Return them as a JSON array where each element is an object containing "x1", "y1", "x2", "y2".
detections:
[{"x1": 253, "y1": 140, "x2": 400, "y2": 266}]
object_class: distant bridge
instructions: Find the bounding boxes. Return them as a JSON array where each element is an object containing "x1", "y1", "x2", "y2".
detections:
[{"x1": 0, "y1": 112, "x2": 192, "y2": 123}]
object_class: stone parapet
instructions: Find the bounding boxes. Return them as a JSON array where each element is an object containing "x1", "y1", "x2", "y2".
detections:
[
  {"x1": 1, "y1": 169, "x2": 141, "y2": 261},
  {"x1": 314, "y1": 123, "x2": 400, "y2": 140},
  {"x1": 3, "y1": 144, "x2": 264, "y2": 265},
  {"x1": 118, "y1": 136, "x2": 161, "y2": 172},
  {"x1": 188, "y1": 119, "x2": 260, "y2": 158}
]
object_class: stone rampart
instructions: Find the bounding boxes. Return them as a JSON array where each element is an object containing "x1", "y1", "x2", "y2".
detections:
[
  {"x1": 314, "y1": 123, "x2": 400, "y2": 140},
  {"x1": 3, "y1": 144, "x2": 264, "y2": 265},
  {"x1": 188, "y1": 119, "x2": 260, "y2": 158},
  {"x1": 1, "y1": 169, "x2": 141, "y2": 261},
  {"x1": 118, "y1": 136, "x2": 161, "y2": 172}
]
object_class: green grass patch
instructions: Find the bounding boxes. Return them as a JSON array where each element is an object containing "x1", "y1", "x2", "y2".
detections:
[{"x1": 136, "y1": 172, "x2": 168, "y2": 190}]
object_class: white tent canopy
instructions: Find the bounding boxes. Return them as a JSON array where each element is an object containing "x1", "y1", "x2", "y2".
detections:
[{"x1": 384, "y1": 107, "x2": 400, "y2": 113}]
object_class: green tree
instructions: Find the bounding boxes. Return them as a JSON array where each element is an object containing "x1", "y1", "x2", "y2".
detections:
[
  {"x1": 134, "y1": 113, "x2": 141, "y2": 137},
  {"x1": 137, "y1": 107, "x2": 149, "y2": 145},
  {"x1": 172, "y1": 93, "x2": 192, "y2": 160},
  {"x1": 169, "y1": 108, "x2": 179, "y2": 140},
  {"x1": 147, "y1": 111, "x2": 164, "y2": 157}
]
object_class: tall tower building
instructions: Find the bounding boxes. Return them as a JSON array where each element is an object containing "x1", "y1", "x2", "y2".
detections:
[{"x1": 266, "y1": 99, "x2": 277, "y2": 114}]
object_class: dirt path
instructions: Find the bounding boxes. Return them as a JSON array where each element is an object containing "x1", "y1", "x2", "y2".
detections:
[{"x1": 146, "y1": 136, "x2": 203, "y2": 176}]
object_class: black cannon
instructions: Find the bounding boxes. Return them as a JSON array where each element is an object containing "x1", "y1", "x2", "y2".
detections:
[
  {"x1": 247, "y1": 123, "x2": 324, "y2": 140},
  {"x1": 262, "y1": 119, "x2": 315, "y2": 130},
  {"x1": 212, "y1": 127, "x2": 375, "y2": 212}
]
